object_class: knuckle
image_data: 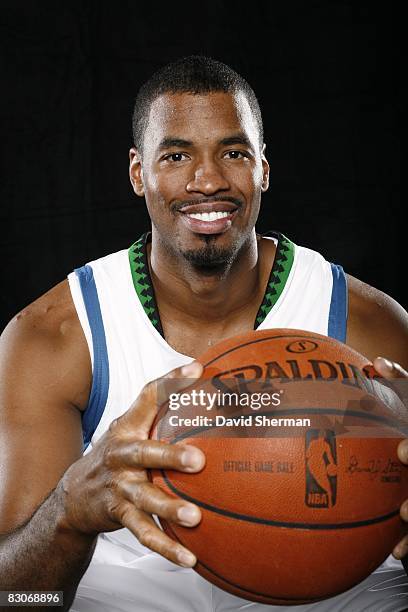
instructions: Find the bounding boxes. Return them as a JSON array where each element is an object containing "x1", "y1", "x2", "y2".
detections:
[
  {"x1": 153, "y1": 492, "x2": 173, "y2": 519},
  {"x1": 137, "y1": 524, "x2": 155, "y2": 549},
  {"x1": 114, "y1": 470, "x2": 134, "y2": 496},
  {"x1": 133, "y1": 439, "x2": 149, "y2": 465},
  {"x1": 101, "y1": 442, "x2": 118, "y2": 469},
  {"x1": 106, "y1": 418, "x2": 129, "y2": 446},
  {"x1": 107, "y1": 417, "x2": 130, "y2": 441},
  {"x1": 158, "y1": 443, "x2": 171, "y2": 465},
  {"x1": 108, "y1": 417, "x2": 121, "y2": 433},
  {"x1": 161, "y1": 442, "x2": 179, "y2": 466},
  {"x1": 106, "y1": 497, "x2": 126, "y2": 524},
  {"x1": 134, "y1": 439, "x2": 169, "y2": 466},
  {"x1": 111, "y1": 469, "x2": 148, "y2": 505},
  {"x1": 140, "y1": 379, "x2": 159, "y2": 404},
  {"x1": 133, "y1": 426, "x2": 148, "y2": 441},
  {"x1": 130, "y1": 481, "x2": 170, "y2": 517},
  {"x1": 130, "y1": 481, "x2": 148, "y2": 510}
]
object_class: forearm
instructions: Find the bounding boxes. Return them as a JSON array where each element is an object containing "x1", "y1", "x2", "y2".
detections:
[{"x1": 0, "y1": 483, "x2": 97, "y2": 611}]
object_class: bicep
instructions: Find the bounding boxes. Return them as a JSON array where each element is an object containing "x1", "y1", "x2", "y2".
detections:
[
  {"x1": 0, "y1": 303, "x2": 90, "y2": 533},
  {"x1": 346, "y1": 274, "x2": 408, "y2": 368}
]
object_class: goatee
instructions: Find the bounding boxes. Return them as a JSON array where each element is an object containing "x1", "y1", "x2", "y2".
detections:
[{"x1": 181, "y1": 235, "x2": 235, "y2": 273}]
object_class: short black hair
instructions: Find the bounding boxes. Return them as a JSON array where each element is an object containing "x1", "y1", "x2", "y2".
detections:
[{"x1": 132, "y1": 55, "x2": 263, "y2": 152}]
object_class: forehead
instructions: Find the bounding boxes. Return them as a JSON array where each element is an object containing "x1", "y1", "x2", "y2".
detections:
[{"x1": 144, "y1": 91, "x2": 259, "y2": 149}]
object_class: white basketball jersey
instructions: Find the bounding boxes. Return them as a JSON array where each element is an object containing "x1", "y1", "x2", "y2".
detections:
[
  {"x1": 65, "y1": 232, "x2": 404, "y2": 611},
  {"x1": 67, "y1": 232, "x2": 347, "y2": 450}
]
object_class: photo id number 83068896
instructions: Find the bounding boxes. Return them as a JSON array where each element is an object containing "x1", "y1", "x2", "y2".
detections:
[{"x1": 0, "y1": 591, "x2": 63, "y2": 606}]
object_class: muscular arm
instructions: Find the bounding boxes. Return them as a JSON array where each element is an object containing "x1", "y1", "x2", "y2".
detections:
[
  {"x1": 0, "y1": 281, "x2": 94, "y2": 609},
  {"x1": 346, "y1": 274, "x2": 408, "y2": 368},
  {"x1": 0, "y1": 281, "x2": 204, "y2": 611},
  {"x1": 346, "y1": 274, "x2": 408, "y2": 565},
  {"x1": 0, "y1": 487, "x2": 97, "y2": 607}
]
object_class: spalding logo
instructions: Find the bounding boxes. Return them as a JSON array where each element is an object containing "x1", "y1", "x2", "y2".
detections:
[{"x1": 286, "y1": 340, "x2": 318, "y2": 354}]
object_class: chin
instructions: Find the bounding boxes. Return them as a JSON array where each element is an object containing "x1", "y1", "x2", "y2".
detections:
[{"x1": 180, "y1": 234, "x2": 240, "y2": 272}]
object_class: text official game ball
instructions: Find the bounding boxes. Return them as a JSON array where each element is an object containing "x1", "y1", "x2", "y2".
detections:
[{"x1": 149, "y1": 329, "x2": 408, "y2": 605}]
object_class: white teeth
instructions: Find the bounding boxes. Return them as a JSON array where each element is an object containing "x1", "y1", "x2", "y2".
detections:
[{"x1": 187, "y1": 211, "x2": 230, "y2": 221}]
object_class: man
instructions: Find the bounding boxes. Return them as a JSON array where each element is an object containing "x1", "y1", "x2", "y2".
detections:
[{"x1": 0, "y1": 56, "x2": 407, "y2": 611}]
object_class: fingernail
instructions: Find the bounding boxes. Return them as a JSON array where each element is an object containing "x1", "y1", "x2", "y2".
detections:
[
  {"x1": 178, "y1": 505, "x2": 200, "y2": 525},
  {"x1": 177, "y1": 549, "x2": 196, "y2": 567},
  {"x1": 401, "y1": 500, "x2": 408, "y2": 519},
  {"x1": 393, "y1": 543, "x2": 406, "y2": 560},
  {"x1": 181, "y1": 447, "x2": 204, "y2": 470},
  {"x1": 398, "y1": 441, "x2": 408, "y2": 464},
  {"x1": 181, "y1": 361, "x2": 202, "y2": 377},
  {"x1": 379, "y1": 357, "x2": 394, "y2": 371}
]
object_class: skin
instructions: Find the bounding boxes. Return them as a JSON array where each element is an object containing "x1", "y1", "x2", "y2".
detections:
[
  {"x1": 0, "y1": 91, "x2": 407, "y2": 610},
  {"x1": 130, "y1": 92, "x2": 270, "y2": 356}
]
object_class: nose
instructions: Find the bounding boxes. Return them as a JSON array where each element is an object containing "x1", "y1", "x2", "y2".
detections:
[{"x1": 186, "y1": 157, "x2": 230, "y2": 195}]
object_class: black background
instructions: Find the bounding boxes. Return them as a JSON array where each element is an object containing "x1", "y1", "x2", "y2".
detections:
[{"x1": 0, "y1": 1, "x2": 404, "y2": 331}]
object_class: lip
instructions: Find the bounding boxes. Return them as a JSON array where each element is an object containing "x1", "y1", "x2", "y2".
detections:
[
  {"x1": 178, "y1": 201, "x2": 239, "y2": 215},
  {"x1": 179, "y1": 208, "x2": 238, "y2": 235}
]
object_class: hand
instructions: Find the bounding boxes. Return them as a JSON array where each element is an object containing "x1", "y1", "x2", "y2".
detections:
[
  {"x1": 60, "y1": 361, "x2": 205, "y2": 568},
  {"x1": 372, "y1": 357, "x2": 408, "y2": 561}
]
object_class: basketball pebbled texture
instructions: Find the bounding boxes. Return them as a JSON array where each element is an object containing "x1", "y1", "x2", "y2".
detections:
[{"x1": 149, "y1": 329, "x2": 408, "y2": 605}]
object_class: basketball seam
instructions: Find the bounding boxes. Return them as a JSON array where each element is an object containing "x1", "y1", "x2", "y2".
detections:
[
  {"x1": 159, "y1": 476, "x2": 401, "y2": 530},
  {"x1": 164, "y1": 521, "x2": 345, "y2": 604}
]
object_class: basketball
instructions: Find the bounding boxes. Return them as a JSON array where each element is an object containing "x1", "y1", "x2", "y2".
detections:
[{"x1": 149, "y1": 329, "x2": 408, "y2": 605}]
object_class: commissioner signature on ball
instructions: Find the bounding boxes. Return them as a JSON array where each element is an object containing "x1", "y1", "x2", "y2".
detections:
[{"x1": 346, "y1": 456, "x2": 402, "y2": 480}]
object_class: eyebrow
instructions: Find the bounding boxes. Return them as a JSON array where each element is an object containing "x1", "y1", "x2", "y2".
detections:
[
  {"x1": 158, "y1": 137, "x2": 193, "y2": 150},
  {"x1": 158, "y1": 133, "x2": 254, "y2": 151},
  {"x1": 219, "y1": 133, "x2": 253, "y2": 148}
]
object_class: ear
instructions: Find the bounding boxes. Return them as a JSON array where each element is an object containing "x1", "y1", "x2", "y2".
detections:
[
  {"x1": 261, "y1": 143, "x2": 270, "y2": 192},
  {"x1": 129, "y1": 147, "x2": 145, "y2": 196}
]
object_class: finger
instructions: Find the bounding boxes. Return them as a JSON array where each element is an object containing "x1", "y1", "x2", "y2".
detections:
[
  {"x1": 122, "y1": 361, "x2": 204, "y2": 435},
  {"x1": 120, "y1": 505, "x2": 197, "y2": 567},
  {"x1": 400, "y1": 499, "x2": 408, "y2": 522},
  {"x1": 110, "y1": 439, "x2": 205, "y2": 472},
  {"x1": 397, "y1": 440, "x2": 408, "y2": 465},
  {"x1": 156, "y1": 360, "x2": 205, "y2": 407},
  {"x1": 392, "y1": 533, "x2": 408, "y2": 560},
  {"x1": 373, "y1": 357, "x2": 408, "y2": 380},
  {"x1": 118, "y1": 479, "x2": 201, "y2": 527}
]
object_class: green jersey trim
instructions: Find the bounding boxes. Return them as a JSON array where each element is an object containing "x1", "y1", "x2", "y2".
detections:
[
  {"x1": 255, "y1": 232, "x2": 295, "y2": 326},
  {"x1": 128, "y1": 233, "x2": 164, "y2": 336},
  {"x1": 128, "y1": 231, "x2": 295, "y2": 336}
]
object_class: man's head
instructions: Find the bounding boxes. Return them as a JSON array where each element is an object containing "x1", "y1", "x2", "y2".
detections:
[
  {"x1": 129, "y1": 56, "x2": 269, "y2": 272},
  {"x1": 132, "y1": 56, "x2": 264, "y2": 155}
]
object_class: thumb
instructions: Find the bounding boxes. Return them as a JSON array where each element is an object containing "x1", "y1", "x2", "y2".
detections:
[{"x1": 121, "y1": 361, "x2": 203, "y2": 437}]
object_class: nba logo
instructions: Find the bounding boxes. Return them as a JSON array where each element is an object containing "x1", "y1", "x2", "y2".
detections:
[{"x1": 305, "y1": 429, "x2": 338, "y2": 508}]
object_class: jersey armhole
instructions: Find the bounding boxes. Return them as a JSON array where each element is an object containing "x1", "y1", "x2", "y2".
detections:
[
  {"x1": 68, "y1": 266, "x2": 110, "y2": 449},
  {"x1": 328, "y1": 264, "x2": 348, "y2": 343}
]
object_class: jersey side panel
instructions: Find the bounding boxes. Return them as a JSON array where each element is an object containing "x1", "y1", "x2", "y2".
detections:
[
  {"x1": 258, "y1": 244, "x2": 333, "y2": 335},
  {"x1": 84, "y1": 249, "x2": 192, "y2": 448}
]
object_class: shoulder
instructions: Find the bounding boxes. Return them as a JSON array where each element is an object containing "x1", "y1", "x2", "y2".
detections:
[
  {"x1": 0, "y1": 280, "x2": 91, "y2": 410},
  {"x1": 346, "y1": 274, "x2": 408, "y2": 368}
]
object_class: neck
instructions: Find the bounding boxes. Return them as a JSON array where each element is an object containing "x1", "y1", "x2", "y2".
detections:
[{"x1": 149, "y1": 230, "x2": 260, "y2": 323}]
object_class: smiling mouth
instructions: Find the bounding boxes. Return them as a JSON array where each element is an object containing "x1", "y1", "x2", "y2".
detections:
[
  {"x1": 178, "y1": 200, "x2": 239, "y2": 218},
  {"x1": 177, "y1": 201, "x2": 239, "y2": 234},
  {"x1": 186, "y1": 210, "x2": 230, "y2": 221}
]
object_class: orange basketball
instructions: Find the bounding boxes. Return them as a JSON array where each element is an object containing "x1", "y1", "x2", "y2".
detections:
[{"x1": 149, "y1": 329, "x2": 408, "y2": 605}]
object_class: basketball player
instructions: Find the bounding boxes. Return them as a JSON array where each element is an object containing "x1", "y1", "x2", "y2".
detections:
[{"x1": 0, "y1": 56, "x2": 407, "y2": 611}]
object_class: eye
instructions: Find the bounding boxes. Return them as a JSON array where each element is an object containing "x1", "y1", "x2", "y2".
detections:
[
  {"x1": 163, "y1": 152, "x2": 189, "y2": 162},
  {"x1": 224, "y1": 150, "x2": 248, "y2": 160}
]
